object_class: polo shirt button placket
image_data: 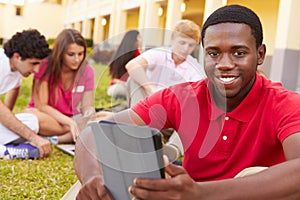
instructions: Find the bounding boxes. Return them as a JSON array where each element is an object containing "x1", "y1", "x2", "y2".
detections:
[{"x1": 223, "y1": 116, "x2": 230, "y2": 141}]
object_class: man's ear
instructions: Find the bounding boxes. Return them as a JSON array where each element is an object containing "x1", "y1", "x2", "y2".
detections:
[
  {"x1": 12, "y1": 52, "x2": 22, "y2": 61},
  {"x1": 10, "y1": 53, "x2": 21, "y2": 71},
  {"x1": 257, "y1": 44, "x2": 266, "y2": 66}
]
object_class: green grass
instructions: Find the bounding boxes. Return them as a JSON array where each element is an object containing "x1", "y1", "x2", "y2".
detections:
[
  {"x1": 0, "y1": 62, "x2": 113, "y2": 199},
  {"x1": 0, "y1": 147, "x2": 77, "y2": 199}
]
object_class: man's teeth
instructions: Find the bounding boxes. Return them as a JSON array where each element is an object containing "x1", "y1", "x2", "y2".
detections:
[{"x1": 220, "y1": 77, "x2": 235, "y2": 82}]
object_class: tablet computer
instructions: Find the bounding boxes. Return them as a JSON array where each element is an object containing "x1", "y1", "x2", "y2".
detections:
[{"x1": 90, "y1": 120, "x2": 165, "y2": 200}]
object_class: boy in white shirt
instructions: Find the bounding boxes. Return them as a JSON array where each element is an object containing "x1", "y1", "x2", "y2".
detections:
[
  {"x1": 126, "y1": 20, "x2": 206, "y2": 157},
  {"x1": 0, "y1": 29, "x2": 51, "y2": 158}
]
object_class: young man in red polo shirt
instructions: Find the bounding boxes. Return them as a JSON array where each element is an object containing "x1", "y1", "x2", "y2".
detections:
[{"x1": 75, "y1": 4, "x2": 300, "y2": 199}]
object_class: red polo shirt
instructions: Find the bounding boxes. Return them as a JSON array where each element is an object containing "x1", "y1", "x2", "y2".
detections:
[{"x1": 132, "y1": 74, "x2": 300, "y2": 181}]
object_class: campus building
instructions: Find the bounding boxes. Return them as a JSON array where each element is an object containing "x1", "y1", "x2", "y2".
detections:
[
  {"x1": 1, "y1": 0, "x2": 300, "y2": 92},
  {"x1": 0, "y1": 0, "x2": 64, "y2": 41}
]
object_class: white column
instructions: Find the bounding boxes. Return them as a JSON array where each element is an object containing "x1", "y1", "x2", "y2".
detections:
[
  {"x1": 164, "y1": 0, "x2": 183, "y2": 45},
  {"x1": 270, "y1": 0, "x2": 300, "y2": 91},
  {"x1": 93, "y1": 16, "x2": 103, "y2": 45},
  {"x1": 83, "y1": 19, "x2": 92, "y2": 39},
  {"x1": 203, "y1": 0, "x2": 224, "y2": 22},
  {"x1": 138, "y1": 0, "x2": 147, "y2": 29},
  {"x1": 109, "y1": 0, "x2": 127, "y2": 44},
  {"x1": 140, "y1": 0, "x2": 161, "y2": 48},
  {"x1": 143, "y1": 0, "x2": 160, "y2": 27},
  {"x1": 165, "y1": 0, "x2": 182, "y2": 30}
]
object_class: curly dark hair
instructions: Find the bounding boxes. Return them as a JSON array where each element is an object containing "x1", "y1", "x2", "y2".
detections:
[{"x1": 3, "y1": 29, "x2": 51, "y2": 60}]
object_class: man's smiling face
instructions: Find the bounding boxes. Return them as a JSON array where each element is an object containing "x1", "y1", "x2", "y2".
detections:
[{"x1": 203, "y1": 23, "x2": 265, "y2": 101}]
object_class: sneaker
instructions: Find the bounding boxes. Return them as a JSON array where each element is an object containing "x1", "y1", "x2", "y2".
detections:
[
  {"x1": 163, "y1": 144, "x2": 180, "y2": 162},
  {"x1": 4, "y1": 143, "x2": 40, "y2": 159},
  {"x1": 42, "y1": 136, "x2": 58, "y2": 145},
  {"x1": 0, "y1": 145, "x2": 9, "y2": 159}
]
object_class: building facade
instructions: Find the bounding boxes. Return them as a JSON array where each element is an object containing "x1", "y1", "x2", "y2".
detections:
[
  {"x1": 1, "y1": 0, "x2": 300, "y2": 92},
  {"x1": 0, "y1": 0, "x2": 64, "y2": 40},
  {"x1": 62, "y1": 0, "x2": 300, "y2": 92}
]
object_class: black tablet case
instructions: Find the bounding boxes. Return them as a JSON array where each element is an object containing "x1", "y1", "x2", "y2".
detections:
[{"x1": 90, "y1": 120, "x2": 165, "y2": 200}]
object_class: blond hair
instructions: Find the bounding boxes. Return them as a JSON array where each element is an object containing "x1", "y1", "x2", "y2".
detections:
[{"x1": 172, "y1": 19, "x2": 200, "y2": 43}]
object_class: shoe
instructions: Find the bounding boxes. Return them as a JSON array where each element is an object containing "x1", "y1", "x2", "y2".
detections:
[
  {"x1": 43, "y1": 136, "x2": 58, "y2": 144},
  {"x1": 0, "y1": 145, "x2": 9, "y2": 159},
  {"x1": 3, "y1": 143, "x2": 40, "y2": 159},
  {"x1": 163, "y1": 144, "x2": 180, "y2": 162}
]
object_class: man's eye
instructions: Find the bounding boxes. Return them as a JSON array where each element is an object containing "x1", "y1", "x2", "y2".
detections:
[
  {"x1": 234, "y1": 51, "x2": 245, "y2": 56},
  {"x1": 208, "y1": 52, "x2": 219, "y2": 57},
  {"x1": 189, "y1": 43, "x2": 197, "y2": 48}
]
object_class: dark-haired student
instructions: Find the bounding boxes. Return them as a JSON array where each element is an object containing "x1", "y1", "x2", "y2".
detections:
[
  {"x1": 74, "y1": 4, "x2": 300, "y2": 199},
  {"x1": 25, "y1": 28, "x2": 95, "y2": 144},
  {"x1": 107, "y1": 30, "x2": 141, "y2": 100},
  {"x1": 0, "y1": 29, "x2": 51, "y2": 158}
]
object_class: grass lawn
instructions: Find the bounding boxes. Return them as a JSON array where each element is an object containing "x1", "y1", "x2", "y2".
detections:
[{"x1": 0, "y1": 62, "x2": 113, "y2": 199}]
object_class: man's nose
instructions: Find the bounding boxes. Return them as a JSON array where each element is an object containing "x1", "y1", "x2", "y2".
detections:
[
  {"x1": 216, "y1": 54, "x2": 234, "y2": 70},
  {"x1": 33, "y1": 64, "x2": 40, "y2": 73},
  {"x1": 182, "y1": 44, "x2": 190, "y2": 52}
]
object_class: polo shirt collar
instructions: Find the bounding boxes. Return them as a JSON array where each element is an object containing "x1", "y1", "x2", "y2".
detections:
[
  {"x1": 207, "y1": 74, "x2": 262, "y2": 122},
  {"x1": 166, "y1": 51, "x2": 173, "y2": 63}
]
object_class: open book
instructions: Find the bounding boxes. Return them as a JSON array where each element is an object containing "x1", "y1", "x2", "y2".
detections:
[{"x1": 90, "y1": 120, "x2": 165, "y2": 200}]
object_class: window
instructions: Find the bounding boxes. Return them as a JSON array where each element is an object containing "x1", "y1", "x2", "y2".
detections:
[{"x1": 15, "y1": 6, "x2": 23, "y2": 16}]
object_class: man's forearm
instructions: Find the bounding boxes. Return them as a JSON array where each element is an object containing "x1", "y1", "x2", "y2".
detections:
[
  {"x1": 74, "y1": 126, "x2": 104, "y2": 184},
  {"x1": 199, "y1": 158, "x2": 300, "y2": 199},
  {"x1": 129, "y1": 67, "x2": 153, "y2": 86},
  {"x1": 126, "y1": 60, "x2": 157, "y2": 95}
]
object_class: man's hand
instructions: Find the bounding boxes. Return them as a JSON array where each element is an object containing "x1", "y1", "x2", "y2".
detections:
[
  {"x1": 69, "y1": 120, "x2": 80, "y2": 142},
  {"x1": 76, "y1": 177, "x2": 114, "y2": 200},
  {"x1": 129, "y1": 163, "x2": 199, "y2": 200},
  {"x1": 75, "y1": 127, "x2": 114, "y2": 200},
  {"x1": 29, "y1": 135, "x2": 51, "y2": 158}
]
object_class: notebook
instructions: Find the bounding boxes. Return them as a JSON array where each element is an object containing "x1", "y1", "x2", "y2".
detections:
[
  {"x1": 90, "y1": 120, "x2": 165, "y2": 200},
  {"x1": 56, "y1": 144, "x2": 75, "y2": 156}
]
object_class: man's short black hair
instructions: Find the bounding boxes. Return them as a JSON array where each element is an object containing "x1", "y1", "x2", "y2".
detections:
[
  {"x1": 3, "y1": 29, "x2": 51, "y2": 60},
  {"x1": 201, "y1": 4, "x2": 263, "y2": 49}
]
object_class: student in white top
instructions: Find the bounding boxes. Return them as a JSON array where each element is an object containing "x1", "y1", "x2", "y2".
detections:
[
  {"x1": 126, "y1": 19, "x2": 205, "y2": 107},
  {"x1": 0, "y1": 29, "x2": 51, "y2": 158},
  {"x1": 125, "y1": 20, "x2": 206, "y2": 157}
]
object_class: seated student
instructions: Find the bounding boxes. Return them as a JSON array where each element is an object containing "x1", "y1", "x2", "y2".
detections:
[
  {"x1": 126, "y1": 19, "x2": 205, "y2": 107},
  {"x1": 25, "y1": 29, "x2": 95, "y2": 144},
  {"x1": 74, "y1": 4, "x2": 300, "y2": 199},
  {"x1": 107, "y1": 30, "x2": 141, "y2": 100},
  {"x1": 0, "y1": 29, "x2": 51, "y2": 158},
  {"x1": 126, "y1": 19, "x2": 206, "y2": 157}
]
